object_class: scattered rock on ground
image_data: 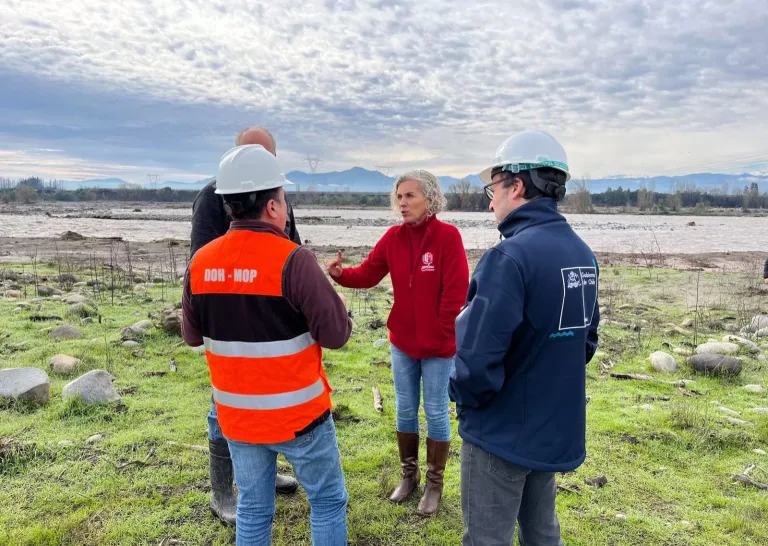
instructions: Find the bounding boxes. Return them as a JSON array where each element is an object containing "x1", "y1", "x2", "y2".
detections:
[
  {"x1": 725, "y1": 323, "x2": 739, "y2": 333},
  {"x1": 695, "y1": 342, "x2": 739, "y2": 355},
  {"x1": 62, "y1": 370, "x2": 121, "y2": 404},
  {"x1": 723, "y1": 335, "x2": 760, "y2": 354},
  {"x1": 649, "y1": 351, "x2": 678, "y2": 373},
  {"x1": 66, "y1": 303, "x2": 97, "y2": 318},
  {"x1": 754, "y1": 449, "x2": 767, "y2": 456},
  {"x1": 64, "y1": 294, "x2": 92, "y2": 305},
  {"x1": 758, "y1": 355, "x2": 767, "y2": 363},
  {"x1": 373, "y1": 339, "x2": 388, "y2": 348},
  {"x1": 673, "y1": 348, "x2": 692, "y2": 356},
  {"x1": 86, "y1": 433, "x2": 105, "y2": 444},
  {"x1": 160, "y1": 308, "x2": 182, "y2": 336},
  {"x1": 743, "y1": 385, "x2": 765, "y2": 393},
  {"x1": 49, "y1": 325, "x2": 83, "y2": 340},
  {"x1": 35, "y1": 286, "x2": 62, "y2": 297},
  {"x1": 132, "y1": 319, "x2": 154, "y2": 332},
  {"x1": 756, "y1": 328, "x2": 768, "y2": 338},
  {"x1": 681, "y1": 318, "x2": 695, "y2": 328},
  {"x1": 60, "y1": 231, "x2": 85, "y2": 241},
  {"x1": 49, "y1": 354, "x2": 80, "y2": 374},
  {"x1": 121, "y1": 326, "x2": 146, "y2": 341},
  {"x1": 122, "y1": 340, "x2": 140, "y2": 347},
  {"x1": 688, "y1": 354, "x2": 742, "y2": 376},
  {"x1": 718, "y1": 406, "x2": 741, "y2": 416},
  {"x1": 81, "y1": 317, "x2": 94, "y2": 325},
  {"x1": 4, "y1": 290, "x2": 22, "y2": 299},
  {"x1": 725, "y1": 417, "x2": 751, "y2": 427},
  {"x1": 751, "y1": 315, "x2": 768, "y2": 331},
  {"x1": 0, "y1": 367, "x2": 50, "y2": 402},
  {"x1": 58, "y1": 440, "x2": 74, "y2": 447},
  {"x1": 751, "y1": 408, "x2": 768, "y2": 415}
]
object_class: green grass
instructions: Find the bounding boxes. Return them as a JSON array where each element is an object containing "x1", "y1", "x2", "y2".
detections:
[{"x1": 1, "y1": 262, "x2": 768, "y2": 545}]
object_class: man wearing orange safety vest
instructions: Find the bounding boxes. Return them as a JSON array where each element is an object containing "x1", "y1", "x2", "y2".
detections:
[{"x1": 182, "y1": 144, "x2": 352, "y2": 545}]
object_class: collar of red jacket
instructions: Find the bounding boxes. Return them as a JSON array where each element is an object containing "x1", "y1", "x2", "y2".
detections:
[{"x1": 229, "y1": 220, "x2": 289, "y2": 239}]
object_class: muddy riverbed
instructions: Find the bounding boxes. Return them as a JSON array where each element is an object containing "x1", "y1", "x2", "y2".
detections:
[{"x1": 0, "y1": 202, "x2": 765, "y2": 276}]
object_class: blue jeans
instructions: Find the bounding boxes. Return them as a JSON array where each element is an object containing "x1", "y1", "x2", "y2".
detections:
[
  {"x1": 390, "y1": 344, "x2": 455, "y2": 441},
  {"x1": 226, "y1": 417, "x2": 349, "y2": 546},
  {"x1": 208, "y1": 397, "x2": 225, "y2": 441}
]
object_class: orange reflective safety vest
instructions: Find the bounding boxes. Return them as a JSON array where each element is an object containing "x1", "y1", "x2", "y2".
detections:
[{"x1": 189, "y1": 228, "x2": 332, "y2": 444}]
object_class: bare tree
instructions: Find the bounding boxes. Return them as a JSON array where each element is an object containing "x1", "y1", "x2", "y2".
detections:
[{"x1": 568, "y1": 178, "x2": 592, "y2": 213}]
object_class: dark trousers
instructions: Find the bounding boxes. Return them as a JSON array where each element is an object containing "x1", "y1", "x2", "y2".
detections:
[{"x1": 461, "y1": 442, "x2": 565, "y2": 546}]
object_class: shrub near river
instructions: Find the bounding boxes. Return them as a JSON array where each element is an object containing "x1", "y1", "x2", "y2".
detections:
[{"x1": 1, "y1": 260, "x2": 768, "y2": 545}]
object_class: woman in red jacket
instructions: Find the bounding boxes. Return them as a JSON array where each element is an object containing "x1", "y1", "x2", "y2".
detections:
[{"x1": 325, "y1": 169, "x2": 469, "y2": 516}]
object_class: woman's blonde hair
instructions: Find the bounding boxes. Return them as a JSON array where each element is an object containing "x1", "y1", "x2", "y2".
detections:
[{"x1": 390, "y1": 169, "x2": 447, "y2": 218}]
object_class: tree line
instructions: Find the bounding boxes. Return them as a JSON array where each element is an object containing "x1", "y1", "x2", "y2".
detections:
[{"x1": 2, "y1": 176, "x2": 766, "y2": 213}]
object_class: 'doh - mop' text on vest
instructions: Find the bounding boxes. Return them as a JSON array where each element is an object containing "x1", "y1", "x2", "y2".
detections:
[{"x1": 189, "y1": 230, "x2": 331, "y2": 444}]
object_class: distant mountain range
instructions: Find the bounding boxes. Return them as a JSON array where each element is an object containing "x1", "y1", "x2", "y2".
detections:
[{"x1": 50, "y1": 169, "x2": 768, "y2": 194}]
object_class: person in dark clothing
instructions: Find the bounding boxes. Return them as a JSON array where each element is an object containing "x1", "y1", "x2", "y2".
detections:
[
  {"x1": 189, "y1": 127, "x2": 301, "y2": 527},
  {"x1": 450, "y1": 130, "x2": 600, "y2": 546},
  {"x1": 190, "y1": 127, "x2": 300, "y2": 254}
]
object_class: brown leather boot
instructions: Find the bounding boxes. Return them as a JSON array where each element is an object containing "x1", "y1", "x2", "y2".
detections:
[
  {"x1": 389, "y1": 431, "x2": 420, "y2": 503},
  {"x1": 417, "y1": 438, "x2": 450, "y2": 517}
]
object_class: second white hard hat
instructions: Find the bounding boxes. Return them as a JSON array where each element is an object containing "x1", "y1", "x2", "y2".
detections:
[
  {"x1": 479, "y1": 130, "x2": 570, "y2": 184},
  {"x1": 215, "y1": 144, "x2": 294, "y2": 195}
]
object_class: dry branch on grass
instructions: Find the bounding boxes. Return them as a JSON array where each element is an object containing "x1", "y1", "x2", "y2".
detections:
[{"x1": 730, "y1": 465, "x2": 768, "y2": 490}]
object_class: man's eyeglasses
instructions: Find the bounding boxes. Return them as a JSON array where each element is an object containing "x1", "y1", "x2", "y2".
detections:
[{"x1": 483, "y1": 180, "x2": 503, "y2": 200}]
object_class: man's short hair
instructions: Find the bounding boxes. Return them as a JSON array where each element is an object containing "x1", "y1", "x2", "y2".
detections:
[
  {"x1": 222, "y1": 188, "x2": 282, "y2": 219},
  {"x1": 501, "y1": 167, "x2": 567, "y2": 201},
  {"x1": 235, "y1": 127, "x2": 276, "y2": 150}
]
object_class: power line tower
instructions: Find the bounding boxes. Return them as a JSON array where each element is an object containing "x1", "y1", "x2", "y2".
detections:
[
  {"x1": 304, "y1": 155, "x2": 322, "y2": 193},
  {"x1": 147, "y1": 174, "x2": 159, "y2": 190},
  {"x1": 376, "y1": 165, "x2": 393, "y2": 193},
  {"x1": 304, "y1": 155, "x2": 322, "y2": 174}
]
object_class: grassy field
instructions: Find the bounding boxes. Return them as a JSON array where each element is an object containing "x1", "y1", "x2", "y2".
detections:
[{"x1": 1, "y1": 258, "x2": 768, "y2": 545}]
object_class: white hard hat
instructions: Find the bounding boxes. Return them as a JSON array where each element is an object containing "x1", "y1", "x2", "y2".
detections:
[
  {"x1": 215, "y1": 144, "x2": 294, "y2": 195},
  {"x1": 479, "y1": 130, "x2": 570, "y2": 184}
]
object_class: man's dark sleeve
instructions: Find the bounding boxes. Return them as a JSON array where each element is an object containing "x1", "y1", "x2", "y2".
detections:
[
  {"x1": 286, "y1": 197, "x2": 302, "y2": 245},
  {"x1": 764, "y1": 257, "x2": 768, "y2": 279},
  {"x1": 284, "y1": 247, "x2": 351, "y2": 349},
  {"x1": 181, "y1": 266, "x2": 203, "y2": 347},
  {"x1": 190, "y1": 182, "x2": 229, "y2": 257}
]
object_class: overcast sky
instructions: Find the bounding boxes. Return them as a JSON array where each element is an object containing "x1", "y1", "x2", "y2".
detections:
[{"x1": 1, "y1": 0, "x2": 767, "y2": 183}]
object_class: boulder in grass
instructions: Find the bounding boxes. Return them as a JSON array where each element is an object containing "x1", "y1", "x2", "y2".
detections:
[
  {"x1": 62, "y1": 370, "x2": 120, "y2": 404},
  {"x1": 0, "y1": 367, "x2": 50, "y2": 403},
  {"x1": 694, "y1": 342, "x2": 739, "y2": 356},
  {"x1": 49, "y1": 325, "x2": 83, "y2": 340},
  {"x1": 688, "y1": 354, "x2": 742, "y2": 376},
  {"x1": 49, "y1": 355, "x2": 80, "y2": 374},
  {"x1": 649, "y1": 351, "x2": 678, "y2": 373}
]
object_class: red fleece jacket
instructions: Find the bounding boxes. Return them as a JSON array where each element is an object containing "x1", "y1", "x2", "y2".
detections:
[{"x1": 334, "y1": 215, "x2": 469, "y2": 359}]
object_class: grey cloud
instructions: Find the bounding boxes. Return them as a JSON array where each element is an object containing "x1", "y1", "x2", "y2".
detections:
[{"x1": 0, "y1": 0, "x2": 766, "y2": 179}]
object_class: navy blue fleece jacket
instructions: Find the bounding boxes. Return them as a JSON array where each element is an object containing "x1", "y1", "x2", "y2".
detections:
[{"x1": 450, "y1": 198, "x2": 600, "y2": 472}]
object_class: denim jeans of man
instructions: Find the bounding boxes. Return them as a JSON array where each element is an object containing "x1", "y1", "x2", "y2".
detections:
[
  {"x1": 461, "y1": 443, "x2": 564, "y2": 546},
  {"x1": 208, "y1": 397, "x2": 225, "y2": 441},
  {"x1": 390, "y1": 344, "x2": 455, "y2": 440},
  {"x1": 226, "y1": 416, "x2": 349, "y2": 546}
]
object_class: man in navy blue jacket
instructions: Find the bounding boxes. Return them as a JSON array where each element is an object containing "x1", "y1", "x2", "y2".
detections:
[{"x1": 450, "y1": 130, "x2": 599, "y2": 546}]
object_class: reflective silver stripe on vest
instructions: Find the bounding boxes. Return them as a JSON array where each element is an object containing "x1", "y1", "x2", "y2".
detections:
[
  {"x1": 203, "y1": 332, "x2": 315, "y2": 358},
  {"x1": 213, "y1": 378, "x2": 325, "y2": 410}
]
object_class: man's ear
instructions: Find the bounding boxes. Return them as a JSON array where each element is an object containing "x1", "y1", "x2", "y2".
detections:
[
  {"x1": 266, "y1": 199, "x2": 278, "y2": 219},
  {"x1": 510, "y1": 177, "x2": 525, "y2": 200}
]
